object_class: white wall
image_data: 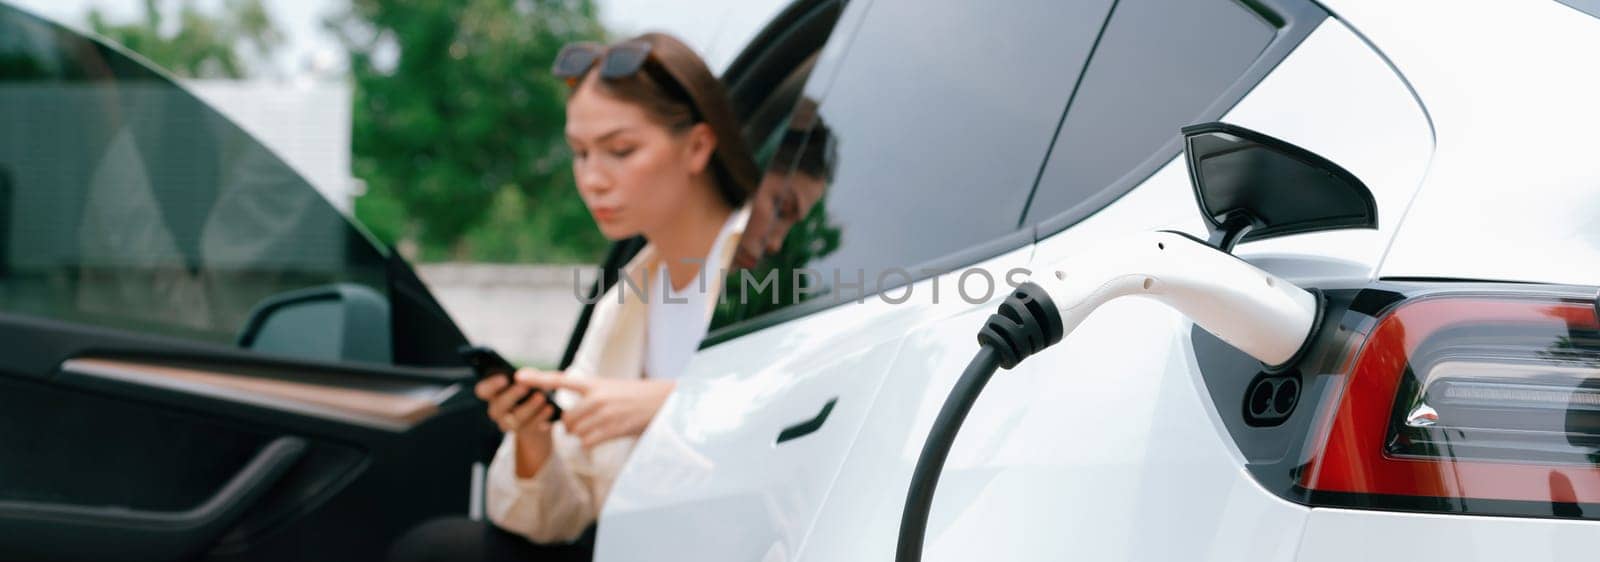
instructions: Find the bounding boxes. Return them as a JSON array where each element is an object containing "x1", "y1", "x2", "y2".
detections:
[
  {"x1": 183, "y1": 80, "x2": 359, "y2": 214},
  {"x1": 417, "y1": 264, "x2": 597, "y2": 367}
]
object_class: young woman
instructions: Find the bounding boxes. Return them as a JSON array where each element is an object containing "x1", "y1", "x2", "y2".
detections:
[{"x1": 390, "y1": 33, "x2": 759, "y2": 561}]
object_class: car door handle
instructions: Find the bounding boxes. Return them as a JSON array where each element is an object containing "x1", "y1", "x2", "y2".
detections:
[
  {"x1": 777, "y1": 397, "x2": 838, "y2": 445},
  {"x1": 0, "y1": 436, "x2": 307, "y2": 562}
]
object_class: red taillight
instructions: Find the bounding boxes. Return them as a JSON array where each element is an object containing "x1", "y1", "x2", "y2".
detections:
[{"x1": 1301, "y1": 295, "x2": 1600, "y2": 505}]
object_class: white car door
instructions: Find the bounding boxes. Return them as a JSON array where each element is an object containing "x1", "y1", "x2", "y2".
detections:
[
  {"x1": 595, "y1": 0, "x2": 1116, "y2": 559},
  {"x1": 794, "y1": 3, "x2": 1434, "y2": 561}
]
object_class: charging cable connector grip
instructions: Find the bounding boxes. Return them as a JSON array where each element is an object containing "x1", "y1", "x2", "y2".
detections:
[{"x1": 1035, "y1": 230, "x2": 1317, "y2": 368}]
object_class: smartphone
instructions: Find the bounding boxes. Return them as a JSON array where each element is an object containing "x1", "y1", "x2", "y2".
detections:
[{"x1": 458, "y1": 345, "x2": 563, "y2": 422}]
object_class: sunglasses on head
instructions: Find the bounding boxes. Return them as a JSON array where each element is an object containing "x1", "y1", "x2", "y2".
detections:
[
  {"x1": 552, "y1": 39, "x2": 702, "y2": 123},
  {"x1": 551, "y1": 40, "x2": 657, "y2": 84}
]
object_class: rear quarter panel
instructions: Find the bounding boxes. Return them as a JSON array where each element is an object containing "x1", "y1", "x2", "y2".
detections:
[
  {"x1": 1329, "y1": 0, "x2": 1600, "y2": 286},
  {"x1": 795, "y1": 18, "x2": 1436, "y2": 561}
]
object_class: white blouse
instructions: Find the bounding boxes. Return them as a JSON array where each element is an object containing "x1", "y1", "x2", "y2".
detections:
[{"x1": 644, "y1": 212, "x2": 738, "y2": 381}]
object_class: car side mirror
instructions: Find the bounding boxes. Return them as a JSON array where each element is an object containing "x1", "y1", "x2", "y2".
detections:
[
  {"x1": 1182, "y1": 122, "x2": 1378, "y2": 252},
  {"x1": 237, "y1": 283, "x2": 392, "y2": 364}
]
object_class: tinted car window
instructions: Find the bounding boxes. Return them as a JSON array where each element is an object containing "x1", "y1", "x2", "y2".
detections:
[
  {"x1": 714, "y1": 0, "x2": 1114, "y2": 328},
  {"x1": 0, "y1": 7, "x2": 415, "y2": 362},
  {"x1": 1021, "y1": 0, "x2": 1276, "y2": 225}
]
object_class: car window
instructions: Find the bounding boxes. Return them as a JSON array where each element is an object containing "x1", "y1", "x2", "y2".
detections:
[
  {"x1": 1020, "y1": 0, "x2": 1280, "y2": 227},
  {"x1": 0, "y1": 7, "x2": 427, "y2": 364},
  {"x1": 711, "y1": 0, "x2": 1115, "y2": 331},
  {"x1": 726, "y1": 0, "x2": 845, "y2": 149}
]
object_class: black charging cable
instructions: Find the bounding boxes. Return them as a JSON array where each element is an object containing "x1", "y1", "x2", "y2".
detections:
[{"x1": 895, "y1": 282, "x2": 1065, "y2": 562}]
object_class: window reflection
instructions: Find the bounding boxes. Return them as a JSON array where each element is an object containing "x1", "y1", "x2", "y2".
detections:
[
  {"x1": 712, "y1": 0, "x2": 1104, "y2": 330},
  {"x1": 0, "y1": 6, "x2": 390, "y2": 353},
  {"x1": 721, "y1": 98, "x2": 839, "y2": 325}
]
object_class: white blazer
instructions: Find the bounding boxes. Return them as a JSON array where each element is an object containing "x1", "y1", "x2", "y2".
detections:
[{"x1": 486, "y1": 207, "x2": 748, "y2": 543}]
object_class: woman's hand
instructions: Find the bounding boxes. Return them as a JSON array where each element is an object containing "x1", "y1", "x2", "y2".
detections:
[
  {"x1": 517, "y1": 371, "x2": 676, "y2": 450},
  {"x1": 475, "y1": 373, "x2": 558, "y2": 478}
]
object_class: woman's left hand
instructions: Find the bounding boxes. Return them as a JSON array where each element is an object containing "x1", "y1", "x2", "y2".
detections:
[{"x1": 516, "y1": 371, "x2": 676, "y2": 450}]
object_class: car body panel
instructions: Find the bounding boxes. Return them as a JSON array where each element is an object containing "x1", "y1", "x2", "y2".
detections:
[
  {"x1": 1298, "y1": 508, "x2": 1600, "y2": 562},
  {"x1": 597, "y1": 245, "x2": 1034, "y2": 561},
  {"x1": 797, "y1": 294, "x2": 1312, "y2": 561},
  {"x1": 602, "y1": 4, "x2": 1488, "y2": 560},
  {"x1": 799, "y1": 17, "x2": 1437, "y2": 562},
  {"x1": 1324, "y1": 0, "x2": 1600, "y2": 286},
  {"x1": 1222, "y1": 19, "x2": 1435, "y2": 283}
]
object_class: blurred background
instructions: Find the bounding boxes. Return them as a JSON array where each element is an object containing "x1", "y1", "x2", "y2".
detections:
[{"x1": 7, "y1": 0, "x2": 788, "y2": 366}]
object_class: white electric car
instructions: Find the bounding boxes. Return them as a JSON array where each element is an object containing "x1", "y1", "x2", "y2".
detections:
[
  {"x1": 2, "y1": 0, "x2": 1598, "y2": 560},
  {"x1": 599, "y1": 0, "x2": 1600, "y2": 561}
]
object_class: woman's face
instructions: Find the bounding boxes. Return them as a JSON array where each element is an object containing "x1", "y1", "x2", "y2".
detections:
[{"x1": 565, "y1": 82, "x2": 716, "y2": 240}]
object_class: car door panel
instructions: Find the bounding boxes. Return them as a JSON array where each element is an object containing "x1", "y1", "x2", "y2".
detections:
[
  {"x1": 0, "y1": 325, "x2": 485, "y2": 561},
  {"x1": 57, "y1": 356, "x2": 451, "y2": 433},
  {"x1": 0, "y1": 6, "x2": 484, "y2": 560},
  {"x1": 599, "y1": 333, "x2": 905, "y2": 561},
  {"x1": 0, "y1": 434, "x2": 308, "y2": 562},
  {"x1": 599, "y1": 244, "x2": 1034, "y2": 562},
  {"x1": 602, "y1": 0, "x2": 1113, "y2": 557}
]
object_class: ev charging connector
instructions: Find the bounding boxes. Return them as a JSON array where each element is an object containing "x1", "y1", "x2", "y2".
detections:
[{"x1": 895, "y1": 231, "x2": 1320, "y2": 562}]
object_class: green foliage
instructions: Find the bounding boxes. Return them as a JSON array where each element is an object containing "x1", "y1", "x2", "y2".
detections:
[
  {"x1": 88, "y1": 0, "x2": 282, "y2": 79},
  {"x1": 332, "y1": 0, "x2": 610, "y2": 263}
]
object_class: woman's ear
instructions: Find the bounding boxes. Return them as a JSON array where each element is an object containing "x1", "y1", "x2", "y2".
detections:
[{"x1": 685, "y1": 122, "x2": 717, "y2": 176}]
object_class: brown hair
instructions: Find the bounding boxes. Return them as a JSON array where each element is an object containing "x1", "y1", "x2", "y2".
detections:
[{"x1": 568, "y1": 33, "x2": 759, "y2": 209}]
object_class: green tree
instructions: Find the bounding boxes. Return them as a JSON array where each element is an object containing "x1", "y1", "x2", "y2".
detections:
[
  {"x1": 332, "y1": 0, "x2": 610, "y2": 263},
  {"x1": 88, "y1": 0, "x2": 282, "y2": 79}
]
